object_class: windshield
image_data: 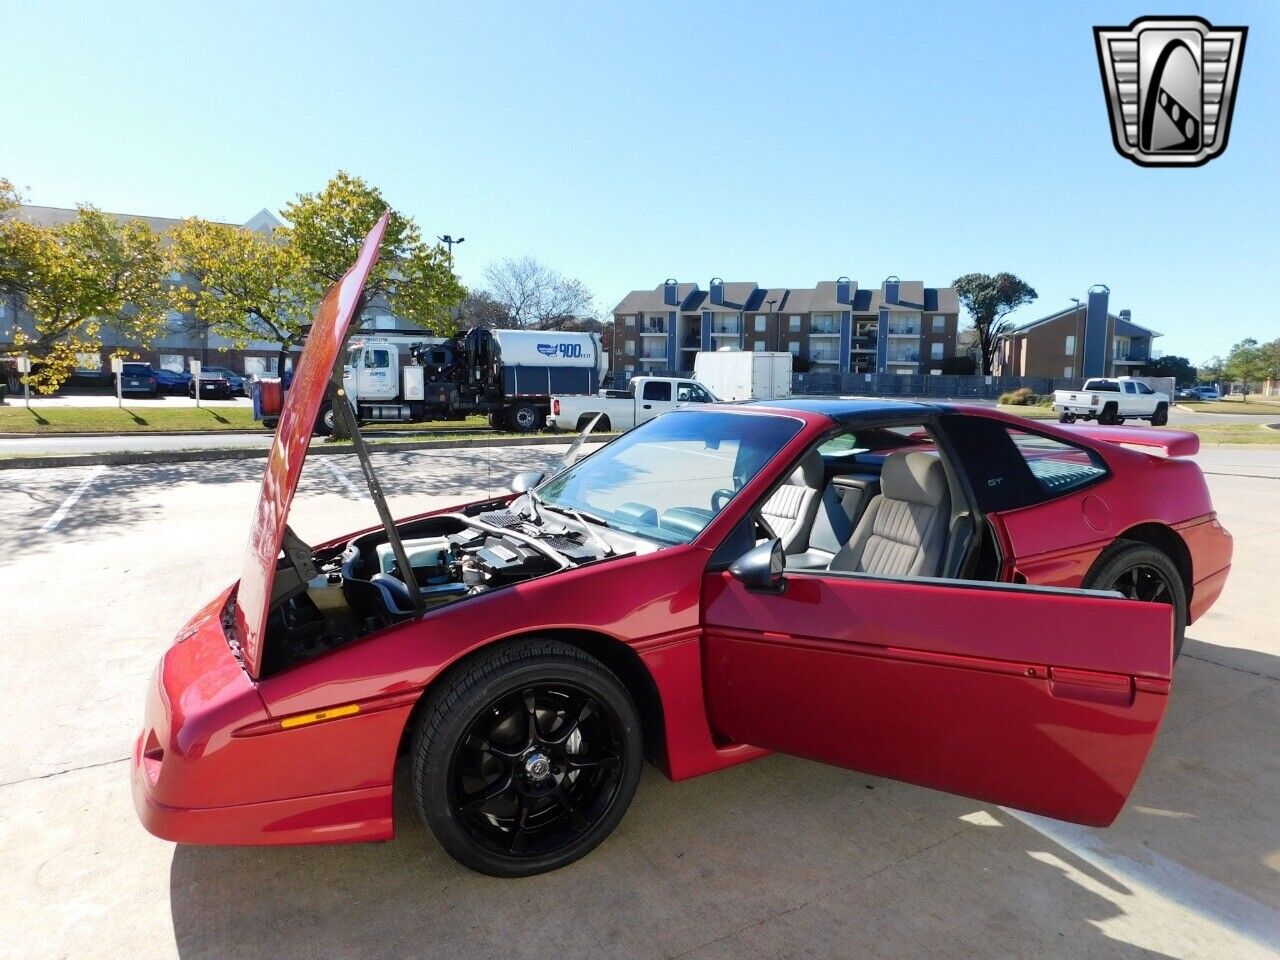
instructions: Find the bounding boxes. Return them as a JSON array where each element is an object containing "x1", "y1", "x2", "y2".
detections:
[{"x1": 537, "y1": 410, "x2": 802, "y2": 545}]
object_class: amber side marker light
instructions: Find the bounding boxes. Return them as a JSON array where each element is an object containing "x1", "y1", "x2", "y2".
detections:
[{"x1": 279, "y1": 704, "x2": 361, "y2": 729}]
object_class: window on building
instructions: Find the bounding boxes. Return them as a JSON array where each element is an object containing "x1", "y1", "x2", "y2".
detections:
[
  {"x1": 930, "y1": 342, "x2": 944, "y2": 360},
  {"x1": 755, "y1": 315, "x2": 767, "y2": 332},
  {"x1": 932, "y1": 315, "x2": 945, "y2": 333},
  {"x1": 753, "y1": 341, "x2": 765, "y2": 352},
  {"x1": 75, "y1": 352, "x2": 102, "y2": 372},
  {"x1": 1064, "y1": 365, "x2": 1074, "y2": 378},
  {"x1": 623, "y1": 316, "x2": 635, "y2": 328},
  {"x1": 1065, "y1": 334, "x2": 1076, "y2": 355},
  {"x1": 788, "y1": 342, "x2": 800, "y2": 356},
  {"x1": 623, "y1": 341, "x2": 635, "y2": 356},
  {"x1": 789, "y1": 316, "x2": 801, "y2": 333}
]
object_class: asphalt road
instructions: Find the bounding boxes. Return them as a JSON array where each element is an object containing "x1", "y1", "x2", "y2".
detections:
[
  {"x1": 1, "y1": 443, "x2": 1277, "y2": 959},
  {"x1": 1, "y1": 398, "x2": 1275, "y2": 456}
]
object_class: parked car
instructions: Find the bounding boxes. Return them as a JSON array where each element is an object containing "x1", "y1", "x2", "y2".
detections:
[
  {"x1": 134, "y1": 224, "x2": 1232, "y2": 878},
  {"x1": 154, "y1": 367, "x2": 192, "y2": 393},
  {"x1": 200, "y1": 365, "x2": 246, "y2": 395},
  {"x1": 188, "y1": 375, "x2": 232, "y2": 400},
  {"x1": 1190, "y1": 386, "x2": 1221, "y2": 401},
  {"x1": 1053, "y1": 376, "x2": 1170, "y2": 425},
  {"x1": 118, "y1": 362, "x2": 161, "y2": 397},
  {"x1": 547, "y1": 375, "x2": 717, "y2": 431}
]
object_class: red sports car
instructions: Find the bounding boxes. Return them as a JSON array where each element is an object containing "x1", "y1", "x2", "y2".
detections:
[{"x1": 133, "y1": 219, "x2": 1232, "y2": 876}]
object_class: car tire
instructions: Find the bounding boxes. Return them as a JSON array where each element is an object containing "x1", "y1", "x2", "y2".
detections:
[
  {"x1": 1151, "y1": 403, "x2": 1168, "y2": 426},
  {"x1": 507, "y1": 403, "x2": 542, "y2": 434},
  {"x1": 1082, "y1": 539, "x2": 1187, "y2": 659},
  {"x1": 1058, "y1": 412, "x2": 1076, "y2": 424},
  {"x1": 411, "y1": 639, "x2": 643, "y2": 877},
  {"x1": 1099, "y1": 402, "x2": 1119, "y2": 425}
]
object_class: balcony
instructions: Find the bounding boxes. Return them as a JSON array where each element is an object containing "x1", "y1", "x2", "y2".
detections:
[
  {"x1": 809, "y1": 319, "x2": 839, "y2": 336},
  {"x1": 710, "y1": 319, "x2": 741, "y2": 336},
  {"x1": 886, "y1": 325, "x2": 919, "y2": 337},
  {"x1": 639, "y1": 346, "x2": 668, "y2": 361},
  {"x1": 850, "y1": 334, "x2": 878, "y2": 351},
  {"x1": 640, "y1": 319, "x2": 667, "y2": 336},
  {"x1": 887, "y1": 351, "x2": 921, "y2": 364},
  {"x1": 1112, "y1": 352, "x2": 1148, "y2": 364},
  {"x1": 809, "y1": 351, "x2": 840, "y2": 365}
]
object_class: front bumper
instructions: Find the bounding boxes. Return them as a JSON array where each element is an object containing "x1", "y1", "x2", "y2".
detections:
[{"x1": 131, "y1": 587, "x2": 395, "y2": 846}]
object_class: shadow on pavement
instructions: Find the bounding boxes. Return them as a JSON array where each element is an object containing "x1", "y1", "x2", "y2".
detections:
[{"x1": 167, "y1": 638, "x2": 1279, "y2": 960}]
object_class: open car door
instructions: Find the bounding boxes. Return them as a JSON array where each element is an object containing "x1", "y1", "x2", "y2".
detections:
[{"x1": 702, "y1": 567, "x2": 1173, "y2": 826}]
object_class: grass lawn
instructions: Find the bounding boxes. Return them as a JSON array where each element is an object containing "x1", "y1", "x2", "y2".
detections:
[
  {"x1": 1178, "y1": 400, "x2": 1280, "y2": 415},
  {"x1": 1167, "y1": 424, "x2": 1280, "y2": 445},
  {"x1": 0, "y1": 406, "x2": 493, "y2": 435},
  {"x1": 995, "y1": 404, "x2": 1057, "y2": 419}
]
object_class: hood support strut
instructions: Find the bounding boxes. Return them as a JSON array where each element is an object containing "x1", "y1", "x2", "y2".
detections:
[{"x1": 326, "y1": 300, "x2": 426, "y2": 612}]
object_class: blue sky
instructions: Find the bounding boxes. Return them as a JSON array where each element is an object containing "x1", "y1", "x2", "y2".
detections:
[{"x1": 3, "y1": 1, "x2": 1276, "y2": 361}]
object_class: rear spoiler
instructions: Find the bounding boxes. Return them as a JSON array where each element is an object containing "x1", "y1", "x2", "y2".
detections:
[{"x1": 1063, "y1": 425, "x2": 1199, "y2": 458}]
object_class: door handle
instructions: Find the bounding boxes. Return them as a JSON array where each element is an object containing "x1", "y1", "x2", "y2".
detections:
[{"x1": 643, "y1": 404, "x2": 652, "y2": 409}]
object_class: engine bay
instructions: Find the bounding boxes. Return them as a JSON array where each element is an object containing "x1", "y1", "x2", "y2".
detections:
[{"x1": 257, "y1": 497, "x2": 649, "y2": 675}]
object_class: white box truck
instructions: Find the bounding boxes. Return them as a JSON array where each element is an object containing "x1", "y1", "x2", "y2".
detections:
[{"x1": 693, "y1": 350, "x2": 793, "y2": 401}]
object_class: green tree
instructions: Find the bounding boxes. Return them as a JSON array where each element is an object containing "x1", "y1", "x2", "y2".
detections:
[
  {"x1": 1144, "y1": 354, "x2": 1197, "y2": 385},
  {"x1": 283, "y1": 172, "x2": 465, "y2": 333},
  {"x1": 167, "y1": 218, "x2": 311, "y2": 376},
  {"x1": 1198, "y1": 355, "x2": 1224, "y2": 384},
  {"x1": 1, "y1": 196, "x2": 166, "y2": 393},
  {"x1": 1222, "y1": 338, "x2": 1268, "y2": 397},
  {"x1": 951, "y1": 272, "x2": 1039, "y2": 375}
]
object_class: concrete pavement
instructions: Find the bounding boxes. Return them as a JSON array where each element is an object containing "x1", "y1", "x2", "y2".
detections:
[{"x1": 1, "y1": 443, "x2": 1277, "y2": 960}]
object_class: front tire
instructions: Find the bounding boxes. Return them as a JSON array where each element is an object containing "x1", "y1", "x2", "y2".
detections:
[
  {"x1": 1151, "y1": 403, "x2": 1169, "y2": 426},
  {"x1": 507, "y1": 402, "x2": 542, "y2": 434},
  {"x1": 411, "y1": 639, "x2": 643, "y2": 877},
  {"x1": 1083, "y1": 539, "x2": 1187, "y2": 659}
]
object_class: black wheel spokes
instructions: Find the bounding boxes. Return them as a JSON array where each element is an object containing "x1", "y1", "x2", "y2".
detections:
[
  {"x1": 1115, "y1": 563, "x2": 1173, "y2": 606},
  {"x1": 449, "y1": 682, "x2": 625, "y2": 858}
]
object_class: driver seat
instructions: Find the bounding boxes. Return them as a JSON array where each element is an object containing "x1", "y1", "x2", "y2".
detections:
[
  {"x1": 828, "y1": 450, "x2": 950, "y2": 577},
  {"x1": 761, "y1": 449, "x2": 827, "y2": 554}
]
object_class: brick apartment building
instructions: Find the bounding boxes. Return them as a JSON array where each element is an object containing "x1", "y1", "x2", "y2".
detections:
[
  {"x1": 993, "y1": 285, "x2": 1162, "y2": 380},
  {"x1": 611, "y1": 278, "x2": 960, "y2": 380},
  {"x1": 0, "y1": 204, "x2": 411, "y2": 382}
]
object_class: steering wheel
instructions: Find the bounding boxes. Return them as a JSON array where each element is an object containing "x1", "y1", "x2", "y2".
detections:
[{"x1": 711, "y1": 488, "x2": 735, "y2": 512}]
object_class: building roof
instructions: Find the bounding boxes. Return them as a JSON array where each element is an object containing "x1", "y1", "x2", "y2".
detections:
[
  {"x1": 1005, "y1": 304, "x2": 1162, "y2": 339},
  {"x1": 613, "y1": 279, "x2": 956, "y2": 317},
  {"x1": 8, "y1": 204, "x2": 282, "y2": 235},
  {"x1": 613, "y1": 282, "x2": 699, "y2": 315}
]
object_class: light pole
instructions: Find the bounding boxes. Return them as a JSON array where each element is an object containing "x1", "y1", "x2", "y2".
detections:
[
  {"x1": 437, "y1": 235, "x2": 465, "y2": 269},
  {"x1": 765, "y1": 299, "x2": 777, "y2": 351}
]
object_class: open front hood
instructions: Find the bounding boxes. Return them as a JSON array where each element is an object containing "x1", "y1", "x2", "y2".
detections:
[{"x1": 233, "y1": 214, "x2": 389, "y2": 678}]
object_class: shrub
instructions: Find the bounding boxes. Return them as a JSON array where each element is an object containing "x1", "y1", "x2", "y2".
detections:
[{"x1": 999, "y1": 387, "x2": 1035, "y2": 406}]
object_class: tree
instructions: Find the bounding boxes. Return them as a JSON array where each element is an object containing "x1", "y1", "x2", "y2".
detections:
[
  {"x1": 481, "y1": 256, "x2": 596, "y2": 329},
  {"x1": 167, "y1": 218, "x2": 311, "y2": 376},
  {"x1": 283, "y1": 171, "x2": 465, "y2": 333},
  {"x1": 1144, "y1": 354, "x2": 1196, "y2": 386},
  {"x1": 952, "y1": 272, "x2": 1039, "y2": 375},
  {"x1": 1222, "y1": 338, "x2": 1269, "y2": 397},
  {"x1": 1198, "y1": 355, "x2": 1224, "y2": 384},
  {"x1": 459, "y1": 290, "x2": 513, "y2": 328},
  {"x1": 1, "y1": 197, "x2": 166, "y2": 393},
  {"x1": 939, "y1": 355, "x2": 977, "y2": 375}
]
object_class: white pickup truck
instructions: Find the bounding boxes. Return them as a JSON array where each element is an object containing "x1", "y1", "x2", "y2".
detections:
[
  {"x1": 1053, "y1": 377, "x2": 1170, "y2": 426},
  {"x1": 547, "y1": 376, "x2": 718, "y2": 431}
]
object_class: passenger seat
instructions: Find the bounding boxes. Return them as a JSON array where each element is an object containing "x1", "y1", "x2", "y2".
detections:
[{"x1": 828, "y1": 451, "x2": 951, "y2": 577}]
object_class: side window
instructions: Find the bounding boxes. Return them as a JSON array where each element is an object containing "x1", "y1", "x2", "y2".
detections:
[
  {"x1": 1006, "y1": 429, "x2": 1108, "y2": 496},
  {"x1": 677, "y1": 382, "x2": 709, "y2": 402},
  {"x1": 1123, "y1": 381, "x2": 1137, "y2": 394},
  {"x1": 1137, "y1": 382, "x2": 1154, "y2": 395},
  {"x1": 365, "y1": 349, "x2": 391, "y2": 369},
  {"x1": 642, "y1": 381, "x2": 672, "y2": 402}
]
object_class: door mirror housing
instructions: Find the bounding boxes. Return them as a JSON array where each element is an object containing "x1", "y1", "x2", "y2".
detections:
[
  {"x1": 729, "y1": 539, "x2": 786, "y2": 593},
  {"x1": 510, "y1": 471, "x2": 545, "y2": 494}
]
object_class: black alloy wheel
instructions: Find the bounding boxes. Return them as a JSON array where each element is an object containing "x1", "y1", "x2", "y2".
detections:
[
  {"x1": 1084, "y1": 539, "x2": 1188, "y2": 658},
  {"x1": 412, "y1": 640, "x2": 642, "y2": 876}
]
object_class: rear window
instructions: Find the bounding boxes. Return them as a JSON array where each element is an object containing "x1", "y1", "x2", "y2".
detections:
[
  {"x1": 1007, "y1": 429, "x2": 1108, "y2": 495},
  {"x1": 1084, "y1": 380, "x2": 1120, "y2": 392},
  {"x1": 122, "y1": 364, "x2": 152, "y2": 374}
]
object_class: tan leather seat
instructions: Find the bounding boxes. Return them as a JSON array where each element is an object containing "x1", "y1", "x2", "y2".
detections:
[
  {"x1": 761, "y1": 449, "x2": 826, "y2": 554},
  {"x1": 828, "y1": 450, "x2": 950, "y2": 577}
]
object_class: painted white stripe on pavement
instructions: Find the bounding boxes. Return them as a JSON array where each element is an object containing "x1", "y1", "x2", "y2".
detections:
[
  {"x1": 321, "y1": 458, "x2": 367, "y2": 499},
  {"x1": 39, "y1": 465, "x2": 107, "y2": 532}
]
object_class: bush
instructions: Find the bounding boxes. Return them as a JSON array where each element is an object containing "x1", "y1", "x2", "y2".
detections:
[{"x1": 998, "y1": 388, "x2": 1052, "y2": 407}]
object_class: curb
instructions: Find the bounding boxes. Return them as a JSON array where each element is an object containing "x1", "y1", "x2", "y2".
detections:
[{"x1": 0, "y1": 433, "x2": 610, "y2": 471}]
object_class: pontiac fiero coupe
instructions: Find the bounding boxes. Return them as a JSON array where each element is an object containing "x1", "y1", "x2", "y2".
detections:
[{"x1": 134, "y1": 218, "x2": 1232, "y2": 876}]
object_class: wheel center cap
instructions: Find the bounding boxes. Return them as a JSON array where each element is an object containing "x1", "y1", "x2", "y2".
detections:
[{"x1": 524, "y1": 753, "x2": 552, "y2": 781}]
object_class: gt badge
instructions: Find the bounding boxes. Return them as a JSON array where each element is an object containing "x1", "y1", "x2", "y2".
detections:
[{"x1": 1094, "y1": 16, "x2": 1247, "y2": 167}]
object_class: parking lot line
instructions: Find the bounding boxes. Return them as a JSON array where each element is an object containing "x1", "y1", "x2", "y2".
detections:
[
  {"x1": 320, "y1": 457, "x2": 368, "y2": 499},
  {"x1": 39, "y1": 465, "x2": 106, "y2": 532}
]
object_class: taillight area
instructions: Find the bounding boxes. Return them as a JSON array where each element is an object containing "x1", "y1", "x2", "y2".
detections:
[
  {"x1": 553, "y1": 398, "x2": 560, "y2": 416},
  {"x1": 142, "y1": 731, "x2": 164, "y2": 785}
]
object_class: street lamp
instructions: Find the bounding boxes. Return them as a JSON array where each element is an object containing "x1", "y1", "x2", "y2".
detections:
[
  {"x1": 437, "y1": 235, "x2": 465, "y2": 268},
  {"x1": 765, "y1": 298, "x2": 777, "y2": 351}
]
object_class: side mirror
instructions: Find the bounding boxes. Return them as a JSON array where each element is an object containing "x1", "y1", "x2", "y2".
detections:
[
  {"x1": 729, "y1": 539, "x2": 786, "y2": 594},
  {"x1": 510, "y1": 471, "x2": 545, "y2": 494}
]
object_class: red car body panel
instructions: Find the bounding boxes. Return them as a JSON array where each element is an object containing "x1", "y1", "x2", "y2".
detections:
[
  {"x1": 234, "y1": 213, "x2": 389, "y2": 679},
  {"x1": 133, "y1": 286, "x2": 1231, "y2": 847}
]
